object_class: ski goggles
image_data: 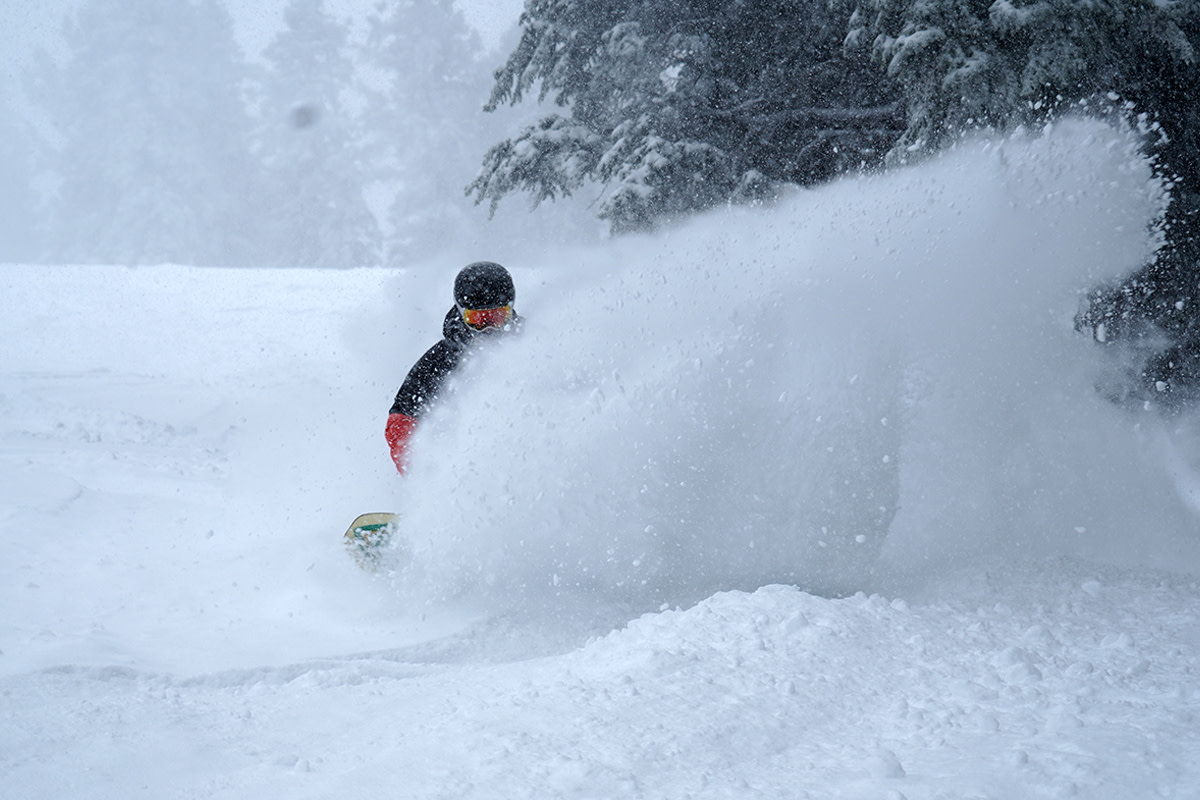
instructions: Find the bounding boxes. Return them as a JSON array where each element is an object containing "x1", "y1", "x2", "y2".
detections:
[{"x1": 460, "y1": 304, "x2": 513, "y2": 330}]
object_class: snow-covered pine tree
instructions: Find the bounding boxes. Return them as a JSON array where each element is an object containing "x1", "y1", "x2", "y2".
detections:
[
  {"x1": 253, "y1": 0, "x2": 378, "y2": 267},
  {"x1": 30, "y1": 0, "x2": 266, "y2": 266},
  {"x1": 0, "y1": 90, "x2": 41, "y2": 262},
  {"x1": 471, "y1": 0, "x2": 903, "y2": 233},
  {"x1": 849, "y1": 0, "x2": 1200, "y2": 404},
  {"x1": 358, "y1": 0, "x2": 493, "y2": 263},
  {"x1": 848, "y1": 0, "x2": 1197, "y2": 156}
]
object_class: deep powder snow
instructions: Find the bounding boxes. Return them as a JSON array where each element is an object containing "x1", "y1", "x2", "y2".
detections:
[{"x1": 2, "y1": 120, "x2": 1200, "y2": 799}]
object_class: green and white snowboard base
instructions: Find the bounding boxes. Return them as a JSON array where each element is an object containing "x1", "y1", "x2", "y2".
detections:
[{"x1": 343, "y1": 512, "x2": 401, "y2": 570}]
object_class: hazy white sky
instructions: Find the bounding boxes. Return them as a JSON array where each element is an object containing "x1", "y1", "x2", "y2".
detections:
[
  {"x1": 453, "y1": 0, "x2": 524, "y2": 48},
  {"x1": 0, "y1": 0, "x2": 525, "y2": 92},
  {"x1": 229, "y1": 0, "x2": 524, "y2": 54},
  {"x1": 0, "y1": 0, "x2": 73, "y2": 86}
]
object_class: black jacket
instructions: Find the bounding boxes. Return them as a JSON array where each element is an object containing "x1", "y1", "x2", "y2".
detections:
[{"x1": 389, "y1": 306, "x2": 520, "y2": 419}]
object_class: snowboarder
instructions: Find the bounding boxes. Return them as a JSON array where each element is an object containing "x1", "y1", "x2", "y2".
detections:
[{"x1": 385, "y1": 261, "x2": 522, "y2": 474}]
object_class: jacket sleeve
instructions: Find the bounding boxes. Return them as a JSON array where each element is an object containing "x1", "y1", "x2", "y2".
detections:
[
  {"x1": 386, "y1": 340, "x2": 462, "y2": 474},
  {"x1": 385, "y1": 412, "x2": 418, "y2": 474},
  {"x1": 389, "y1": 340, "x2": 461, "y2": 418}
]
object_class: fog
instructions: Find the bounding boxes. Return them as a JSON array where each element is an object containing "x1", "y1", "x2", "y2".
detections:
[{"x1": 0, "y1": 0, "x2": 586, "y2": 269}]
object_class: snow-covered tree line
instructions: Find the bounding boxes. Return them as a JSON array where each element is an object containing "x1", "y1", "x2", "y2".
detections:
[
  {"x1": 470, "y1": 0, "x2": 904, "y2": 233},
  {"x1": 850, "y1": 0, "x2": 1200, "y2": 406},
  {"x1": 476, "y1": 0, "x2": 1200, "y2": 404},
  {"x1": 10, "y1": 0, "x2": 493, "y2": 268}
]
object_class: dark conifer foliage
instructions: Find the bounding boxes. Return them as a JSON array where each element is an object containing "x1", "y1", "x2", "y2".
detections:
[
  {"x1": 470, "y1": 0, "x2": 903, "y2": 232},
  {"x1": 847, "y1": 0, "x2": 1200, "y2": 405},
  {"x1": 474, "y1": 0, "x2": 1200, "y2": 403},
  {"x1": 1071, "y1": 14, "x2": 1200, "y2": 407}
]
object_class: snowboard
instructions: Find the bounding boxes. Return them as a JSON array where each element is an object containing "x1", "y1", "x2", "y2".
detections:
[{"x1": 343, "y1": 512, "x2": 401, "y2": 571}]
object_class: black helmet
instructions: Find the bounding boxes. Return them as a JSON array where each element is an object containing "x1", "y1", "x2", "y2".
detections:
[{"x1": 454, "y1": 261, "x2": 514, "y2": 310}]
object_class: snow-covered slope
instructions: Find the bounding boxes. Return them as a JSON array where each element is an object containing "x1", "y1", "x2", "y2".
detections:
[{"x1": 3, "y1": 120, "x2": 1200, "y2": 799}]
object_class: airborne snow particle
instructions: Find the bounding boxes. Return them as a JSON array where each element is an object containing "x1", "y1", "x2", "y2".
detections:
[{"x1": 289, "y1": 103, "x2": 321, "y2": 129}]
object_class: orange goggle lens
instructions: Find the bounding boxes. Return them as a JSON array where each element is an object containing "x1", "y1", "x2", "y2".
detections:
[{"x1": 461, "y1": 304, "x2": 513, "y2": 330}]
